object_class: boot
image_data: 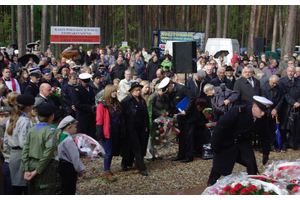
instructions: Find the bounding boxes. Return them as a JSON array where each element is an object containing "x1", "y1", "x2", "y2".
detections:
[{"x1": 105, "y1": 170, "x2": 116, "y2": 182}]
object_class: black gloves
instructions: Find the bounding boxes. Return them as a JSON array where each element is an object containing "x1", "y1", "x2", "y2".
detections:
[
  {"x1": 96, "y1": 125, "x2": 104, "y2": 141},
  {"x1": 263, "y1": 155, "x2": 269, "y2": 165}
]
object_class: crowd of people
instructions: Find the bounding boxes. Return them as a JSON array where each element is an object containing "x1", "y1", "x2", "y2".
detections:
[{"x1": 0, "y1": 42, "x2": 300, "y2": 194}]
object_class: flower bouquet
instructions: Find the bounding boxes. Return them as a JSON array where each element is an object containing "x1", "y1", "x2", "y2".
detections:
[
  {"x1": 51, "y1": 86, "x2": 62, "y2": 105},
  {"x1": 202, "y1": 172, "x2": 289, "y2": 195},
  {"x1": 72, "y1": 133, "x2": 106, "y2": 160},
  {"x1": 203, "y1": 108, "x2": 213, "y2": 121},
  {"x1": 150, "y1": 115, "x2": 179, "y2": 151}
]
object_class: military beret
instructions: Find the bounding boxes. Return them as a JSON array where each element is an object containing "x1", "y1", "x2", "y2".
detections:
[
  {"x1": 17, "y1": 94, "x2": 35, "y2": 106},
  {"x1": 37, "y1": 103, "x2": 56, "y2": 117}
]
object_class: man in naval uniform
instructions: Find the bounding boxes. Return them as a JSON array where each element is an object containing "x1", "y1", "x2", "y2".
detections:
[
  {"x1": 24, "y1": 67, "x2": 41, "y2": 97},
  {"x1": 207, "y1": 95, "x2": 273, "y2": 186},
  {"x1": 158, "y1": 77, "x2": 200, "y2": 163},
  {"x1": 72, "y1": 73, "x2": 96, "y2": 139}
]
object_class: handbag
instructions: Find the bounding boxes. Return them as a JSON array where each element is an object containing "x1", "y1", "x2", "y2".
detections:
[{"x1": 202, "y1": 143, "x2": 213, "y2": 160}]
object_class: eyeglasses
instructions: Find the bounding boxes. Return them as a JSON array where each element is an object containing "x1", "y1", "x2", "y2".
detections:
[{"x1": 210, "y1": 62, "x2": 215, "y2": 65}]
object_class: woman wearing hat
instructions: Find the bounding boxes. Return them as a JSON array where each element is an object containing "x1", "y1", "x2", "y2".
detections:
[
  {"x1": 3, "y1": 94, "x2": 35, "y2": 194},
  {"x1": 120, "y1": 82, "x2": 150, "y2": 176},
  {"x1": 56, "y1": 116, "x2": 84, "y2": 194},
  {"x1": 96, "y1": 85, "x2": 122, "y2": 182}
]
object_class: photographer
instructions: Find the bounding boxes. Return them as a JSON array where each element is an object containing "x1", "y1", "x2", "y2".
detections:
[{"x1": 204, "y1": 83, "x2": 239, "y2": 122}]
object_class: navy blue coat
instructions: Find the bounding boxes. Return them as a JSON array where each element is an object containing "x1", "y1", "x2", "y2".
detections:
[{"x1": 210, "y1": 104, "x2": 270, "y2": 175}]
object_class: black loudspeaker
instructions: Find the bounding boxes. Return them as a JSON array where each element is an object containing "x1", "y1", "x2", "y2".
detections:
[
  {"x1": 173, "y1": 41, "x2": 196, "y2": 73},
  {"x1": 254, "y1": 37, "x2": 266, "y2": 53}
]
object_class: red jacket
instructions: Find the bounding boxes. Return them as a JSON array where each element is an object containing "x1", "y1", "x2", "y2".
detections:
[{"x1": 96, "y1": 103, "x2": 110, "y2": 139}]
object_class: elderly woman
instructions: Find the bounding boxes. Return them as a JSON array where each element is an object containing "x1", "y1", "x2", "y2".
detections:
[
  {"x1": 146, "y1": 84, "x2": 172, "y2": 160},
  {"x1": 120, "y1": 82, "x2": 149, "y2": 176},
  {"x1": 203, "y1": 83, "x2": 239, "y2": 123}
]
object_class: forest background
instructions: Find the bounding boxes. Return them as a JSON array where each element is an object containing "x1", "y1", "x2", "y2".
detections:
[{"x1": 0, "y1": 5, "x2": 299, "y2": 60}]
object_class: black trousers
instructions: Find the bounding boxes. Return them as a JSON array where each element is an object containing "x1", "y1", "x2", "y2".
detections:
[
  {"x1": 267, "y1": 117, "x2": 277, "y2": 147},
  {"x1": 58, "y1": 161, "x2": 78, "y2": 195},
  {"x1": 178, "y1": 122, "x2": 195, "y2": 160},
  {"x1": 12, "y1": 186, "x2": 27, "y2": 195},
  {"x1": 121, "y1": 125, "x2": 146, "y2": 171},
  {"x1": 207, "y1": 149, "x2": 257, "y2": 186}
]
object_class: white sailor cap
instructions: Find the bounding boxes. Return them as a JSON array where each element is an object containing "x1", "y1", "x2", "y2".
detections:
[
  {"x1": 14, "y1": 50, "x2": 18, "y2": 54},
  {"x1": 72, "y1": 65, "x2": 81, "y2": 69},
  {"x1": 0, "y1": 47, "x2": 6, "y2": 50},
  {"x1": 253, "y1": 95, "x2": 273, "y2": 112},
  {"x1": 79, "y1": 73, "x2": 92, "y2": 83},
  {"x1": 69, "y1": 61, "x2": 75, "y2": 65},
  {"x1": 28, "y1": 67, "x2": 41, "y2": 77},
  {"x1": 158, "y1": 77, "x2": 171, "y2": 93},
  {"x1": 57, "y1": 115, "x2": 78, "y2": 130}
]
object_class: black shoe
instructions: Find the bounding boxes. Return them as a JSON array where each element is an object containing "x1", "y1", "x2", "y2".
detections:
[
  {"x1": 270, "y1": 145, "x2": 277, "y2": 152},
  {"x1": 282, "y1": 145, "x2": 287, "y2": 151},
  {"x1": 172, "y1": 156, "x2": 183, "y2": 161},
  {"x1": 121, "y1": 165, "x2": 128, "y2": 171},
  {"x1": 181, "y1": 158, "x2": 193, "y2": 163},
  {"x1": 156, "y1": 156, "x2": 163, "y2": 160},
  {"x1": 140, "y1": 170, "x2": 148, "y2": 176}
]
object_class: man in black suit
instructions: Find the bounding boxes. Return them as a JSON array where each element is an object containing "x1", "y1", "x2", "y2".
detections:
[
  {"x1": 210, "y1": 67, "x2": 233, "y2": 90},
  {"x1": 278, "y1": 66, "x2": 300, "y2": 151},
  {"x1": 234, "y1": 65, "x2": 261, "y2": 105},
  {"x1": 72, "y1": 73, "x2": 96, "y2": 139},
  {"x1": 225, "y1": 65, "x2": 236, "y2": 87},
  {"x1": 207, "y1": 96, "x2": 272, "y2": 186},
  {"x1": 78, "y1": 46, "x2": 86, "y2": 65},
  {"x1": 261, "y1": 75, "x2": 285, "y2": 152},
  {"x1": 186, "y1": 70, "x2": 207, "y2": 99},
  {"x1": 204, "y1": 64, "x2": 217, "y2": 83}
]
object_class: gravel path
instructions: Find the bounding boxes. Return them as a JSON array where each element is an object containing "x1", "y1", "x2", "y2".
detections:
[{"x1": 76, "y1": 144, "x2": 300, "y2": 195}]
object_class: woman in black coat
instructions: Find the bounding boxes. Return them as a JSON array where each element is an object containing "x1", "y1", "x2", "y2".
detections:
[
  {"x1": 146, "y1": 55, "x2": 161, "y2": 82},
  {"x1": 120, "y1": 82, "x2": 150, "y2": 176}
]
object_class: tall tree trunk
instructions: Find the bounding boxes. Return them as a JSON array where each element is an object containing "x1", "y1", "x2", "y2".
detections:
[
  {"x1": 41, "y1": 5, "x2": 48, "y2": 54},
  {"x1": 216, "y1": 5, "x2": 221, "y2": 38},
  {"x1": 124, "y1": 5, "x2": 128, "y2": 42},
  {"x1": 157, "y1": 5, "x2": 161, "y2": 30},
  {"x1": 11, "y1": 5, "x2": 16, "y2": 44},
  {"x1": 241, "y1": 6, "x2": 245, "y2": 47},
  {"x1": 254, "y1": 5, "x2": 262, "y2": 37},
  {"x1": 278, "y1": 6, "x2": 283, "y2": 48},
  {"x1": 223, "y1": 5, "x2": 228, "y2": 38},
  {"x1": 282, "y1": 5, "x2": 298, "y2": 58},
  {"x1": 105, "y1": 5, "x2": 109, "y2": 46},
  {"x1": 50, "y1": 6, "x2": 54, "y2": 55},
  {"x1": 247, "y1": 5, "x2": 257, "y2": 55},
  {"x1": 182, "y1": 5, "x2": 186, "y2": 30},
  {"x1": 94, "y1": 5, "x2": 100, "y2": 50},
  {"x1": 197, "y1": 6, "x2": 200, "y2": 31},
  {"x1": 205, "y1": 5, "x2": 211, "y2": 46},
  {"x1": 264, "y1": 6, "x2": 270, "y2": 47},
  {"x1": 17, "y1": 5, "x2": 26, "y2": 57},
  {"x1": 26, "y1": 5, "x2": 31, "y2": 43},
  {"x1": 138, "y1": 5, "x2": 143, "y2": 48},
  {"x1": 271, "y1": 5, "x2": 278, "y2": 52},
  {"x1": 186, "y1": 5, "x2": 190, "y2": 31},
  {"x1": 30, "y1": 5, "x2": 35, "y2": 43}
]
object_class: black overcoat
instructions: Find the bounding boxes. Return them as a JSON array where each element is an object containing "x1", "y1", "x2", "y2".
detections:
[
  {"x1": 234, "y1": 76, "x2": 261, "y2": 105},
  {"x1": 210, "y1": 105, "x2": 270, "y2": 175},
  {"x1": 120, "y1": 94, "x2": 150, "y2": 159}
]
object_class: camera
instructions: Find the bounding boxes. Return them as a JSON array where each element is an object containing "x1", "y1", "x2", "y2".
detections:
[{"x1": 220, "y1": 83, "x2": 226, "y2": 91}]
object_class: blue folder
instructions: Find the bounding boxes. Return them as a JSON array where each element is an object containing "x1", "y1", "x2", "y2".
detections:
[{"x1": 175, "y1": 97, "x2": 188, "y2": 112}]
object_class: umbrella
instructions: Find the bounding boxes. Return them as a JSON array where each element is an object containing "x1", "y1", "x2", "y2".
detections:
[
  {"x1": 274, "y1": 116, "x2": 282, "y2": 151},
  {"x1": 119, "y1": 46, "x2": 130, "y2": 50},
  {"x1": 26, "y1": 42, "x2": 40, "y2": 50},
  {"x1": 214, "y1": 50, "x2": 229, "y2": 59},
  {"x1": 150, "y1": 46, "x2": 161, "y2": 51},
  {"x1": 10, "y1": 43, "x2": 18, "y2": 49},
  {"x1": 18, "y1": 53, "x2": 40, "y2": 66},
  {"x1": 260, "y1": 51, "x2": 279, "y2": 60},
  {"x1": 60, "y1": 48, "x2": 79, "y2": 59}
]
